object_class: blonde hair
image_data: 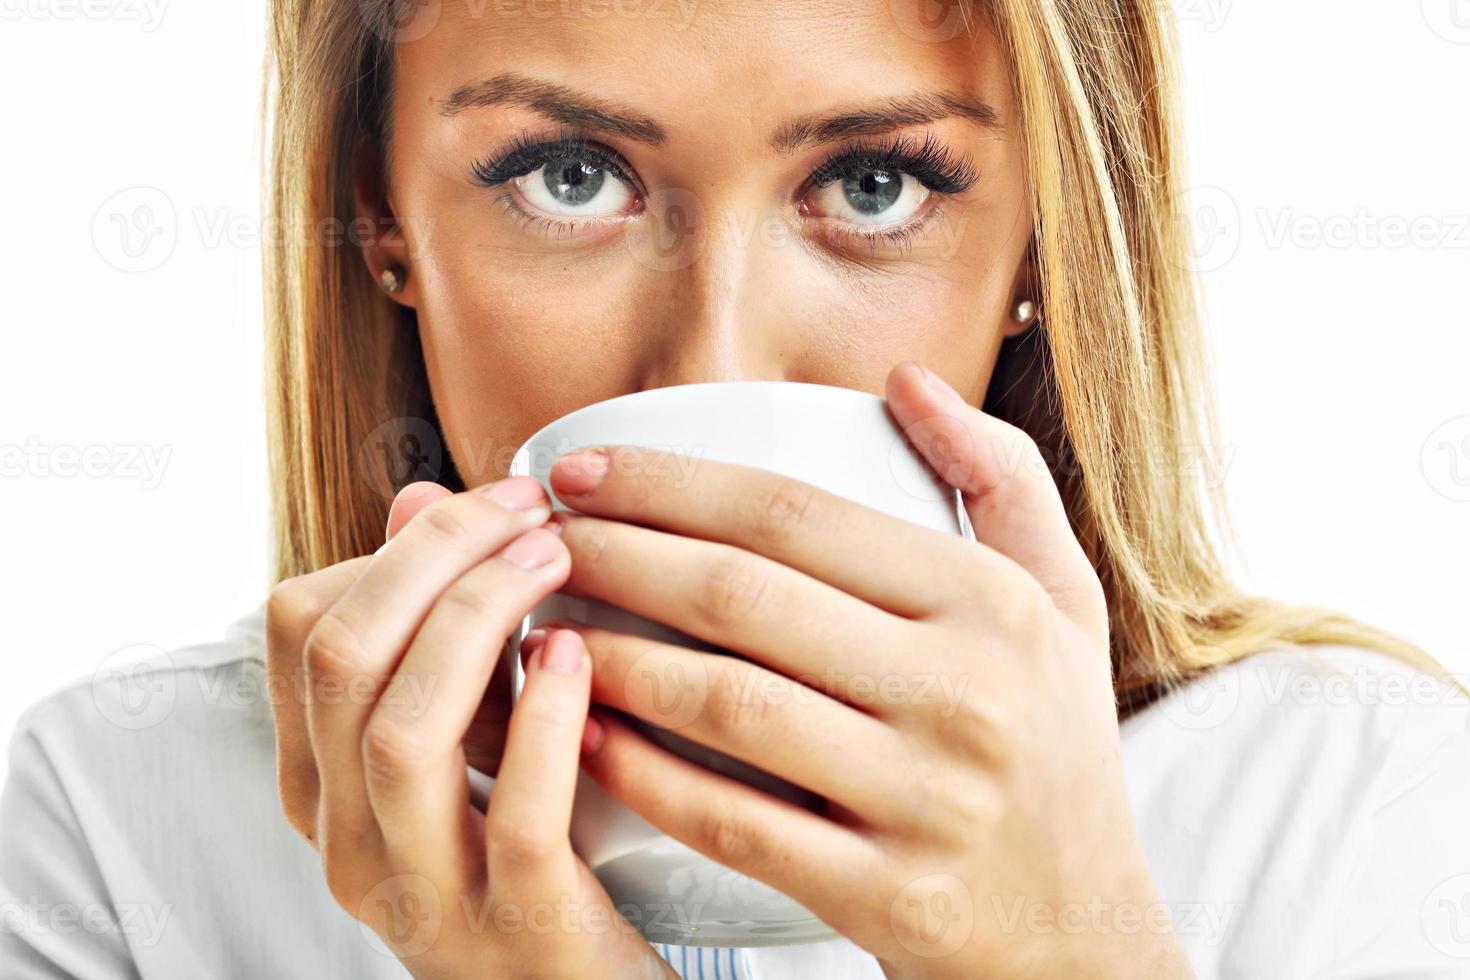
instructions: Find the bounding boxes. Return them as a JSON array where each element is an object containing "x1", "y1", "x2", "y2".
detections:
[{"x1": 263, "y1": 0, "x2": 1440, "y2": 711}]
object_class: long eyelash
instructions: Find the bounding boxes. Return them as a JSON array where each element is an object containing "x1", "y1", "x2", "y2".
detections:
[
  {"x1": 807, "y1": 130, "x2": 979, "y2": 196},
  {"x1": 469, "y1": 127, "x2": 638, "y2": 189},
  {"x1": 825, "y1": 206, "x2": 947, "y2": 259},
  {"x1": 493, "y1": 192, "x2": 584, "y2": 241}
]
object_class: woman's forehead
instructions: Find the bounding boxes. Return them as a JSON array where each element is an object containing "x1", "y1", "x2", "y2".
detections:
[{"x1": 391, "y1": 0, "x2": 1011, "y2": 130}]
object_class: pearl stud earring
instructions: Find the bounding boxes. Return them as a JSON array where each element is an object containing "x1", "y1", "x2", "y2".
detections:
[
  {"x1": 1012, "y1": 298, "x2": 1039, "y2": 325},
  {"x1": 379, "y1": 266, "x2": 406, "y2": 294}
]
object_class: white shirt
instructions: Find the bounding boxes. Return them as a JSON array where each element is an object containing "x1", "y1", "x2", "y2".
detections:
[{"x1": 2, "y1": 603, "x2": 1468, "y2": 979}]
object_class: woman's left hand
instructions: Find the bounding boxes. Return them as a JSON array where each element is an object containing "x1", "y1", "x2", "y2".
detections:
[{"x1": 529, "y1": 361, "x2": 1193, "y2": 979}]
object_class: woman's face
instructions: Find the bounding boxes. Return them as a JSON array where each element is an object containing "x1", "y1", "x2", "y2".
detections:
[{"x1": 364, "y1": 0, "x2": 1033, "y2": 485}]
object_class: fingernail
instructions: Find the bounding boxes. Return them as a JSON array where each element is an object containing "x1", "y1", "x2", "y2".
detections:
[
  {"x1": 480, "y1": 475, "x2": 548, "y2": 510},
  {"x1": 539, "y1": 630, "x2": 586, "y2": 674},
  {"x1": 520, "y1": 627, "x2": 549, "y2": 660},
  {"x1": 580, "y1": 714, "x2": 605, "y2": 754},
  {"x1": 551, "y1": 449, "x2": 609, "y2": 496},
  {"x1": 501, "y1": 528, "x2": 562, "y2": 571},
  {"x1": 919, "y1": 364, "x2": 964, "y2": 404}
]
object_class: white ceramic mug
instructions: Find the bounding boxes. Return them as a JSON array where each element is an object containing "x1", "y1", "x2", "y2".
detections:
[{"x1": 467, "y1": 380, "x2": 974, "y2": 946}]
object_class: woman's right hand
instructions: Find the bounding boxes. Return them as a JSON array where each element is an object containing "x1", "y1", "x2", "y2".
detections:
[{"x1": 265, "y1": 476, "x2": 676, "y2": 979}]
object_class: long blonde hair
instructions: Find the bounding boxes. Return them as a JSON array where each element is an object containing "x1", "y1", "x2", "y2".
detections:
[{"x1": 263, "y1": 0, "x2": 1438, "y2": 711}]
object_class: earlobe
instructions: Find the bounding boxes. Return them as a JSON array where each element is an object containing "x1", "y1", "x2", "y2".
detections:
[
  {"x1": 1008, "y1": 297, "x2": 1039, "y2": 334},
  {"x1": 352, "y1": 144, "x2": 417, "y2": 308},
  {"x1": 1002, "y1": 242, "x2": 1041, "y2": 339}
]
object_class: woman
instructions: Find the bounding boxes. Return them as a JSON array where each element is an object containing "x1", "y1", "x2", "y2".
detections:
[{"x1": 2, "y1": 0, "x2": 1467, "y2": 977}]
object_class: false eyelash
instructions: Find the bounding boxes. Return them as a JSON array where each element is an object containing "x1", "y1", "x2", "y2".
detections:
[
  {"x1": 470, "y1": 127, "x2": 639, "y2": 190},
  {"x1": 805, "y1": 130, "x2": 979, "y2": 197}
]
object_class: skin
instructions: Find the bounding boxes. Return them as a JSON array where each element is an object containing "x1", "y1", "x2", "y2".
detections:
[{"x1": 265, "y1": 0, "x2": 1196, "y2": 976}]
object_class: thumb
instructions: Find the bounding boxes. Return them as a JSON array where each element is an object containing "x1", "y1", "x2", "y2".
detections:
[
  {"x1": 385, "y1": 481, "x2": 453, "y2": 542},
  {"x1": 885, "y1": 361, "x2": 1104, "y2": 627}
]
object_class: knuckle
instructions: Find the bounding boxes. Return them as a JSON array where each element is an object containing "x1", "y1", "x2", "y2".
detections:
[
  {"x1": 414, "y1": 498, "x2": 478, "y2": 548},
  {"x1": 318, "y1": 843, "x2": 363, "y2": 913},
  {"x1": 696, "y1": 551, "x2": 769, "y2": 628},
  {"x1": 1003, "y1": 578, "x2": 1050, "y2": 633},
  {"x1": 705, "y1": 665, "x2": 771, "y2": 740},
  {"x1": 360, "y1": 717, "x2": 428, "y2": 789},
  {"x1": 617, "y1": 450, "x2": 660, "y2": 508},
  {"x1": 567, "y1": 514, "x2": 612, "y2": 565},
  {"x1": 696, "y1": 807, "x2": 758, "y2": 865},
  {"x1": 751, "y1": 476, "x2": 817, "y2": 548},
  {"x1": 436, "y1": 577, "x2": 504, "y2": 621},
  {"x1": 487, "y1": 814, "x2": 557, "y2": 869},
  {"x1": 302, "y1": 611, "x2": 368, "y2": 681},
  {"x1": 947, "y1": 685, "x2": 1018, "y2": 769},
  {"x1": 267, "y1": 576, "x2": 326, "y2": 648}
]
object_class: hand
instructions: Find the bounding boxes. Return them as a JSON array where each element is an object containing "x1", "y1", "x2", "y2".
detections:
[
  {"x1": 265, "y1": 477, "x2": 677, "y2": 979},
  {"x1": 534, "y1": 361, "x2": 1193, "y2": 979}
]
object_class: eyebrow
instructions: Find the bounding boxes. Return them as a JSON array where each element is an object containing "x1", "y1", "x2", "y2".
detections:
[
  {"x1": 770, "y1": 91, "x2": 1002, "y2": 153},
  {"x1": 439, "y1": 72, "x2": 1003, "y2": 153},
  {"x1": 440, "y1": 73, "x2": 668, "y2": 146}
]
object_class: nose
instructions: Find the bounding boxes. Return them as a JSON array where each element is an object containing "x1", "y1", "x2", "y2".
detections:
[{"x1": 634, "y1": 197, "x2": 796, "y2": 391}]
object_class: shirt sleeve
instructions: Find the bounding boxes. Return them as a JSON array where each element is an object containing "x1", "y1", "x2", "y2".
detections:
[
  {"x1": 0, "y1": 715, "x2": 143, "y2": 979},
  {"x1": 1316, "y1": 695, "x2": 1470, "y2": 978}
]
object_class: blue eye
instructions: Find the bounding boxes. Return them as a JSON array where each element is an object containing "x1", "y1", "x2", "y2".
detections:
[
  {"x1": 540, "y1": 159, "x2": 605, "y2": 206},
  {"x1": 517, "y1": 156, "x2": 636, "y2": 217},
  {"x1": 809, "y1": 168, "x2": 930, "y2": 225},
  {"x1": 802, "y1": 130, "x2": 977, "y2": 226},
  {"x1": 471, "y1": 134, "x2": 640, "y2": 218},
  {"x1": 844, "y1": 170, "x2": 903, "y2": 214}
]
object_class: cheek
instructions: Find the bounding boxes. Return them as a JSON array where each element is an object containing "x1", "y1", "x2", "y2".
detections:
[
  {"x1": 412, "y1": 236, "x2": 652, "y2": 484},
  {"x1": 789, "y1": 265, "x2": 1008, "y2": 393},
  {"x1": 403, "y1": 188, "x2": 1025, "y2": 481}
]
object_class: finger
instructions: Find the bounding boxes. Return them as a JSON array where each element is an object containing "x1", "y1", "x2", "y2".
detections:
[
  {"x1": 305, "y1": 478, "x2": 552, "y2": 846},
  {"x1": 580, "y1": 707, "x2": 880, "y2": 923},
  {"x1": 484, "y1": 629, "x2": 598, "y2": 895},
  {"x1": 463, "y1": 651, "x2": 515, "y2": 778},
  {"x1": 363, "y1": 526, "x2": 571, "y2": 892},
  {"x1": 886, "y1": 361, "x2": 1105, "y2": 625},
  {"x1": 386, "y1": 482, "x2": 514, "y2": 781},
  {"x1": 386, "y1": 481, "x2": 453, "y2": 539},
  {"x1": 547, "y1": 445, "x2": 975, "y2": 619},
  {"x1": 552, "y1": 512, "x2": 915, "y2": 681},
  {"x1": 264, "y1": 555, "x2": 373, "y2": 844},
  {"x1": 543, "y1": 622, "x2": 910, "y2": 821}
]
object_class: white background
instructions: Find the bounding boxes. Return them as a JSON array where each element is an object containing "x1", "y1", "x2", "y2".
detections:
[{"x1": 1, "y1": 1, "x2": 1467, "y2": 784}]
